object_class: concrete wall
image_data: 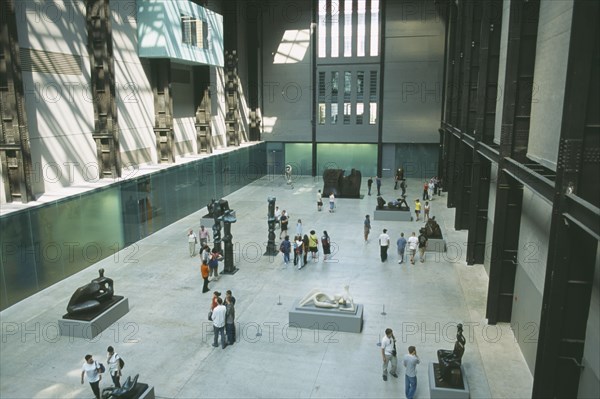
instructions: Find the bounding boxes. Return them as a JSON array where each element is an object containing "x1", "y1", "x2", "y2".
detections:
[
  {"x1": 137, "y1": 0, "x2": 224, "y2": 67},
  {"x1": 511, "y1": 186, "x2": 552, "y2": 372},
  {"x1": 493, "y1": 0, "x2": 511, "y2": 145},
  {"x1": 112, "y1": 0, "x2": 155, "y2": 166},
  {"x1": 382, "y1": 0, "x2": 445, "y2": 143},
  {"x1": 527, "y1": 0, "x2": 573, "y2": 171},
  {"x1": 483, "y1": 163, "x2": 498, "y2": 276},
  {"x1": 261, "y1": 0, "x2": 313, "y2": 141},
  {"x1": 16, "y1": 1, "x2": 96, "y2": 196}
]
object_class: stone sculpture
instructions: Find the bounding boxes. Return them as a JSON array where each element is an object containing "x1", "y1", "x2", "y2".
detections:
[
  {"x1": 298, "y1": 286, "x2": 355, "y2": 312},
  {"x1": 436, "y1": 323, "x2": 466, "y2": 385},
  {"x1": 66, "y1": 269, "x2": 114, "y2": 314},
  {"x1": 265, "y1": 196, "x2": 278, "y2": 255}
]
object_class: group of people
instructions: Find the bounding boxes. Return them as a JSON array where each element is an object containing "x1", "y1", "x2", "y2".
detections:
[
  {"x1": 316, "y1": 190, "x2": 336, "y2": 212},
  {"x1": 209, "y1": 290, "x2": 237, "y2": 349},
  {"x1": 80, "y1": 346, "x2": 123, "y2": 399},
  {"x1": 200, "y1": 243, "x2": 224, "y2": 293},
  {"x1": 280, "y1": 230, "x2": 332, "y2": 269},
  {"x1": 413, "y1": 199, "x2": 432, "y2": 222},
  {"x1": 381, "y1": 328, "x2": 420, "y2": 399},
  {"x1": 377, "y1": 228, "x2": 428, "y2": 264},
  {"x1": 187, "y1": 225, "x2": 212, "y2": 257},
  {"x1": 422, "y1": 177, "x2": 441, "y2": 201}
]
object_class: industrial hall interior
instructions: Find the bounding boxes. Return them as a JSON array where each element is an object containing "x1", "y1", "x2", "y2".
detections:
[{"x1": 0, "y1": 0, "x2": 598, "y2": 399}]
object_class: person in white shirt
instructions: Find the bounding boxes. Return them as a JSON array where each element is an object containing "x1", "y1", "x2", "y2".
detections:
[
  {"x1": 381, "y1": 328, "x2": 398, "y2": 381},
  {"x1": 106, "y1": 346, "x2": 122, "y2": 388},
  {"x1": 379, "y1": 229, "x2": 391, "y2": 262},
  {"x1": 407, "y1": 232, "x2": 419, "y2": 265},
  {"x1": 328, "y1": 193, "x2": 336, "y2": 212},
  {"x1": 212, "y1": 297, "x2": 227, "y2": 348},
  {"x1": 187, "y1": 229, "x2": 197, "y2": 257},
  {"x1": 81, "y1": 354, "x2": 102, "y2": 399},
  {"x1": 316, "y1": 190, "x2": 323, "y2": 211}
]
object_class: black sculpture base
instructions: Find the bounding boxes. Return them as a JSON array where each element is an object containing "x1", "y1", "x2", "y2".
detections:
[
  {"x1": 429, "y1": 363, "x2": 469, "y2": 399},
  {"x1": 221, "y1": 267, "x2": 239, "y2": 275},
  {"x1": 63, "y1": 296, "x2": 124, "y2": 321}
]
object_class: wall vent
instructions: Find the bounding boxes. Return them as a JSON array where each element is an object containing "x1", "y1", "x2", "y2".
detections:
[{"x1": 20, "y1": 48, "x2": 83, "y2": 76}]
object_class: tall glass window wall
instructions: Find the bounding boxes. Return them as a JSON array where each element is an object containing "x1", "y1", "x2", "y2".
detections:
[
  {"x1": 0, "y1": 144, "x2": 266, "y2": 310},
  {"x1": 316, "y1": 143, "x2": 377, "y2": 177}
]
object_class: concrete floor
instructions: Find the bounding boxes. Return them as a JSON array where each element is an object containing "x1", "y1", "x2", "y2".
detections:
[{"x1": 0, "y1": 175, "x2": 533, "y2": 399}]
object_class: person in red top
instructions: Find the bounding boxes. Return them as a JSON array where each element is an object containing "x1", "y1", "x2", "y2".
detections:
[
  {"x1": 201, "y1": 261, "x2": 210, "y2": 293},
  {"x1": 422, "y1": 181, "x2": 429, "y2": 200},
  {"x1": 211, "y1": 291, "x2": 221, "y2": 309}
]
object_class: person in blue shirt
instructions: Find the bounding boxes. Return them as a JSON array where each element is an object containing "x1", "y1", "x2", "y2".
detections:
[{"x1": 397, "y1": 233, "x2": 407, "y2": 264}]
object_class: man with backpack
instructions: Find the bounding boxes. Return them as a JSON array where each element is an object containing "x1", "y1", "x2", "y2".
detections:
[{"x1": 417, "y1": 229, "x2": 428, "y2": 263}]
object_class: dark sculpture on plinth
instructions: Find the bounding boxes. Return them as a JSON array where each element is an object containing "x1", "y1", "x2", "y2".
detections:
[
  {"x1": 436, "y1": 323, "x2": 466, "y2": 387},
  {"x1": 322, "y1": 168, "x2": 362, "y2": 198},
  {"x1": 265, "y1": 197, "x2": 278, "y2": 255},
  {"x1": 208, "y1": 199, "x2": 237, "y2": 274},
  {"x1": 67, "y1": 269, "x2": 114, "y2": 314},
  {"x1": 424, "y1": 216, "x2": 443, "y2": 239},
  {"x1": 101, "y1": 374, "x2": 139, "y2": 399},
  {"x1": 376, "y1": 195, "x2": 410, "y2": 211}
]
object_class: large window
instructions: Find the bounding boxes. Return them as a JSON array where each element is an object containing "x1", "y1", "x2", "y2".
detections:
[
  {"x1": 318, "y1": 0, "x2": 379, "y2": 58},
  {"x1": 181, "y1": 14, "x2": 208, "y2": 49}
]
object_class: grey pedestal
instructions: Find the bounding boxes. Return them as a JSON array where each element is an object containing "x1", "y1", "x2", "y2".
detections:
[
  {"x1": 373, "y1": 209, "x2": 413, "y2": 221},
  {"x1": 59, "y1": 297, "x2": 129, "y2": 339},
  {"x1": 429, "y1": 363, "x2": 470, "y2": 399},
  {"x1": 289, "y1": 300, "x2": 363, "y2": 333},
  {"x1": 139, "y1": 384, "x2": 155, "y2": 399},
  {"x1": 425, "y1": 238, "x2": 447, "y2": 252}
]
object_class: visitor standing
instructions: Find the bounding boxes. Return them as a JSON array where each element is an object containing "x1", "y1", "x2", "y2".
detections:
[
  {"x1": 208, "y1": 249, "x2": 222, "y2": 281},
  {"x1": 317, "y1": 190, "x2": 323, "y2": 211},
  {"x1": 407, "y1": 232, "x2": 419, "y2": 265},
  {"x1": 400, "y1": 179, "x2": 407, "y2": 197},
  {"x1": 418, "y1": 230, "x2": 428, "y2": 263},
  {"x1": 296, "y1": 219, "x2": 303, "y2": 236},
  {"x1": 394, "y1": 169, "x2": 403, "y2": 190},
  {"x1": 364, "y1": 214, "x2": 371, "y2": 243},
  {"x1": 414, "y1": 199, "x2": 421, "y2": 221},
  {"x1": 279, "y1": 210, "x2": 289, "y2": 239},
  {"x1": 403, "y1": 346, "x2": 420, "y2": 399},
  {"x1": 379, "y1": 229, "x2": 391, "y2": 262},
  {"x1": 198, "y1": 225, "x2": 210, "y2": 247},
  {"x1": 376, "y1": 176, "x2": 382, "y2": 196},
  {"x1": 106, "y1": 346, "x2": 122, "y2": 388},
  {"x1": 201, "y1": 260, "x2": 210, "y2": 293},
  {"x1": 279, "y1": 235, "x2": 291, "y2": 264},
  {"x1": 187, "y1": 229, "x2": 197, "y2": 257},
  {"x1": 422, "y1": 181, "x2": 429, "y2": 200},
  {"x1": 381, "y1": 328, "x2": 398, "y2": 381},
  {"x1": 211, "y1": 297, "x2": 227, "y2": 348},
  {"x1": 329, "y1": 192, "x2": 336, "y2": 212},
  {"x1": 423, "y1": 201, "x2": 430, "y2": 222},
  {"x1": 81, "y1": 354, "x2": 102, "y2": 399},
  {"x1": 397, "y1": 233, "x2": 407, "y2": 264},
  {"x1": 294, "y1": 235, "x2": 303, "y2": 268},
  {"x1": 225, "y1": 295, "x2": 236, "y2": 345},
  {"x1": 302, "y1": 234, "x2": 310, "y2": 266},
  {"x1": 274, "y1": 206, "x2": 281, "y2": 227},
  {"x1": 321, "y1": 231, "x2": 331, "y2": 261},
  {"x1": 428, "y1": 178, "x2": 435, "y2": 200},
  {"x1": 367, "y1": 177, "x2": 373, "y2": 195},
  {"x1": 309, "y1": 230, "x2": 319, "y2": 262}
]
